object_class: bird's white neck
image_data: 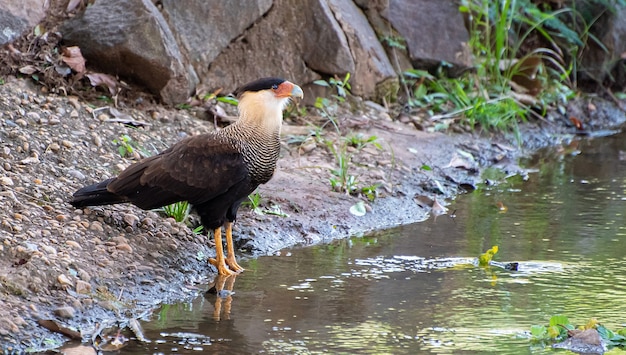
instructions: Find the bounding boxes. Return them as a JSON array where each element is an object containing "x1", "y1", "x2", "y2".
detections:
[{"x1": 235, "y1": 91, "x2": 288, "y2": 135}]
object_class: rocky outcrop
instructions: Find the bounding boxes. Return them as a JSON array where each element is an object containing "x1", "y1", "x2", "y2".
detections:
[
  {"x1": 0, "y1": 0, "x2": 48, "y2": 45},
  {"x1": 59, "y1": 0, "x2": 196, "y2": 105},
  {"x1": 6, "y1": 0, "x2": 479, "y2": 103},
  {"x1": 327, "y1": 0, "x2": 397, "y2": 100},
  {"x1": 160, "y1": 0, "x2": 273, "y2": 85},
  {"x1": 383, "y1": 0, "x2": 472, "y2": 74}
]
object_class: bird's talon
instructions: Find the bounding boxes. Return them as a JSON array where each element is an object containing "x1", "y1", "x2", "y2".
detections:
[
  {"x1": 226, "y1": 259, "x2": 244, "y2": 273},
  {"x1": 208, "y1": 258, "x2": 237, "y2": 275}
]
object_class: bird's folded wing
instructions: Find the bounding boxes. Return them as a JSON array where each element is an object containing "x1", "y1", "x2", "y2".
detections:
[{"x1": 108, "y1": 134, "x2": 248, "y2": 208}]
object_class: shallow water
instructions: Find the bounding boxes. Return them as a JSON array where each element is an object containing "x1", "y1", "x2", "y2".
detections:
[{"x1": 125, "y1": 133, "x2": 626, "y2": 354}]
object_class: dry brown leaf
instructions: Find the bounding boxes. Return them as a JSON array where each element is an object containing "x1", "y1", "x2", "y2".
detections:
[
  {"x1": 61, "y1": 46, "x2": 86, "y2": 74},
  {"x1": 66, "y1": 0, "x2": 83, "y2": 12},
  {"x1": 445, "y1": 155, "x2": 472, "y2": 170},
  {"x1": 19, "y1": 65, "x2": 38, "y2": 75},
  {"x1": 569, "y1": 117, "x2": 584, "y2": 130},
  {"x1": 588, "y1": 102, "x2": 597, "y2": 111},
  {"x1": 85, "y1": 73, "x2": 118, "y2": 95},
  {"x1": 59, "y1": 344, "x2": 97, "y2": 355},
  {"x1": 510, "y1": 55, "x2": 543, "y2": 96},
  {"x1": 413, "y1": 194, "x2": 434, "y2": 209},
  {"x1": 37, "y1": 319, "x2": 82, "y2": 339},
  {"x1": 432, "y1": 198, "x2": 448, "y2": 216}
]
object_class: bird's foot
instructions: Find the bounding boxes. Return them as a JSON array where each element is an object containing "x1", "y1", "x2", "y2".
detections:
[
  {"x1": 226, "y1": 255, "x2": 244, "y2": 273},
  {"x1": 209, "y1": 258, "x2": 237, "y2": 276}
]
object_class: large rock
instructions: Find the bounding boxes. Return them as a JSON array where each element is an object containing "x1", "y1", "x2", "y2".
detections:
[
  {"x1": 0, "y1": 0, "x2": 48, "y2": 45},
  {"x1": 328, "y1": 0, "x2": 398, "y2": 100},
  {"x1": 303, "y1": 0, "x2": 354, "y2": 75},
  {"x1": 160, "y1": 0, "x2": 272, "y2": 83},
  {"x1": 203, "y1": 0, "x2": 396, "y2": 101},
  {"x1": 202, "y1": 0, "x2": 320, "y2": 94},
  {"x1": 60, "y1": 0, "x2": 196, "y2": 105},
  {"x1": 383, "y1": 0, "x2": 472, "y2": 73}
]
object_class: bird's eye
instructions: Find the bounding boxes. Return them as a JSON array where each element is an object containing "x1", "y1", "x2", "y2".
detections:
[{"x1": 271, "y1": 84, "x2": 279, "y2": 90}]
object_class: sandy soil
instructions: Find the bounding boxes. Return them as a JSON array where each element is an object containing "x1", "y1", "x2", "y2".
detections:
[{"x1": 0, "y1": 75, "x2": 625, "y2": 353}]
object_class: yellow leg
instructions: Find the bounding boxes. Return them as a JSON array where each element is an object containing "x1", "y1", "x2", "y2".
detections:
[
  {"x1": 224, "y1": 222, "x2": 244, "y2": 273},
  {"x1": 209, "y1": 227, "x2": 236, "y2": 275}
]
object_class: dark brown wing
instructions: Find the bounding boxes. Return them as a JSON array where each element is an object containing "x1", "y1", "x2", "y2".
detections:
[{"x1": 107, "y1": 134, "x2": 248, "y2": 210}]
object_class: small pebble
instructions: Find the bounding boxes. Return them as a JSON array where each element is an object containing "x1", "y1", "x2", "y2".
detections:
[
  {"x1": 0, "y1": 177, "x2": 14, "y2": 186},
  {"x1": 65, "y1": 240, "x2": 82, "y2": 249},
  {"x1": 53, "y1": 306, "x2": 75, "y2": 319},
  {"x1": 116, "y1": 243, "x2": 133, "y2": 253},
  {"x1": 61, "y1": 140, "x2": 73, "y2": 148},
  {"x1": 75, "y1": 280, "x2": 91, "y2": 294},
  {"x1": 57, "y1": 274, "x2": 73, "y2": 287},
  {"x1": 67, "y1": 169, "x2": 86, "y2": 180},
  {"x1": 48, "y1": 143, "x2": 61, "y2": 152}
]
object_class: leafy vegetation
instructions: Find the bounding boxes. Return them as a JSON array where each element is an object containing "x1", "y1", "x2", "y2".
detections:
[
  {"x1": 112, "y1": 134, "x2": 146, "y2": 158},
  {"x1": 311, "y1": 75, "x2": 384, "y2": 198},
  {"x1": 530, "y1": 315, "x2": 626, "y2": 349},
  {"x1": 161, "y1": 201, "x2": 191, "y2": 223},
  {"x1": 241, "y1": 190, "x2": 263, "y2": 214},
  {"x1": 401, "y1": 0, "x2": 614, "y2": 134},
  {"x1": 326, "y1": 134, "x2": 382, "y2": 195},
  {"x1": 240, "y1": 190, "x2": 289, "y2": 217}
]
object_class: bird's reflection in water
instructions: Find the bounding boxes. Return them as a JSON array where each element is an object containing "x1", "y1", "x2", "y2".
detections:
[{"x1": 206, "y1": 274, "x2": 237, "y2": 321}]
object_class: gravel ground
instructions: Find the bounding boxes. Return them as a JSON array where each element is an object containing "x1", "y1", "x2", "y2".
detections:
[{"x1": 1, "y1": 75, "x2": 625, "y2": 353}]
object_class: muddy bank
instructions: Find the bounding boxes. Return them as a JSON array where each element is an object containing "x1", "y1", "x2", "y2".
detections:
[{"x1": 0, "y1": 76, "x2": 625, "y2": 353}]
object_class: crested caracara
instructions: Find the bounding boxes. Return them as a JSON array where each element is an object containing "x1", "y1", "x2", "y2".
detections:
[{"x1": 70, "y1": 77, "x2": 304, "y2": 275}]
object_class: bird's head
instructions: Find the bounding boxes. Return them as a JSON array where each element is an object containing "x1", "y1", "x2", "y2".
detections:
[{"x1": 234, "y1": 78, "x2": 303, "y2": 131}]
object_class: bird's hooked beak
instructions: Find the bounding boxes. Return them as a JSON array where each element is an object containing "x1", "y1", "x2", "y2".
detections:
[{"x1": 276, "y1": 81, "x2": 304, "y2": 99}]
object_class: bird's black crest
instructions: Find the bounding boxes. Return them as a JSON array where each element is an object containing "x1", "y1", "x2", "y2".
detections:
[{"x1": 234, "y1": 77, "x2": 286, "y2": 97}]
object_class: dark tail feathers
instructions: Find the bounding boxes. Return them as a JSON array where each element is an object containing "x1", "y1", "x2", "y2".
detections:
[{"x1": 70, "y1": 178, "x2": 128, "y2": 208}]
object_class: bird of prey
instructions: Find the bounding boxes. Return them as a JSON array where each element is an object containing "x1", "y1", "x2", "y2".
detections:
[{"x1": 71, "y1": 77, "x2": 304, "y2": 275}]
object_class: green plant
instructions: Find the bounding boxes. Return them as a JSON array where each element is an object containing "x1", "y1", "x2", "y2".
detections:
[
  {"x1": 112, "y1": 134, "x2": 137, "y2": 158},
  {"x1": 161, "y1": 201, "x2": 192, "y2": 223},
  {"x1": 241, "y1": 190, "x2": 263, "y2": 214},
  {"x1": 401, "y1": 0, "x2": 590, "y2": 135},
  {"x1": 240, "y1": 190, "x2": 289, "y2": 217},
  {"x1": 314, "y1": 73, "x2": 352, "y2": 103},
  {"x1": 326, "y1": 134, "x2": 381, "y2": 195},
  {"x1": 530, "y1": 315, "x2": 626, "y2": 349},
  {"x1": 360, "y1": 184, "x2": 380, "y2": 202},
  {"x1": 175, "y1": 103, "x2": 192, "y2": 110}
]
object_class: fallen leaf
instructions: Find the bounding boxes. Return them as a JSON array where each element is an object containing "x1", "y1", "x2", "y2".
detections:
[
  {"x1": 66, "y1": 0, "x2": 83, "y2": 12},
  {"x1": 587, "y1": 102, "x2": 596, "y2": 111},
  {"x1": 37, "y1": 319, "x2": 82, "y2": 339},
  {"x1": 431, "y1": 198, "x2": 447, "y2": 216},
  {"x1": 349, "y1": 201, "x2": 366, "y2": 217},
  {"x1": 59, "y1": 344, "x2": 97, "y2": 355},
  {"x1": 19, "y1": 65, "x2": 38, "y2": 75},
  {"x1": 445, "y1": 155, "x2": 472, "y2": 170},
  {"x1": 510, "y1": 55, "x2": 543, "y2": 96},
  {"x1": 569, "y1": 117, "x2": 584, "y2": 130},
  {"x1": 61, "y1": 46, "x2": 86, "y2": 74},
  {"x1": 85, "y1": 73, "x2": 118, "y2": 95},
  {"x1": 413, "y1": 194, "x2": 434, "y2": 209}
]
